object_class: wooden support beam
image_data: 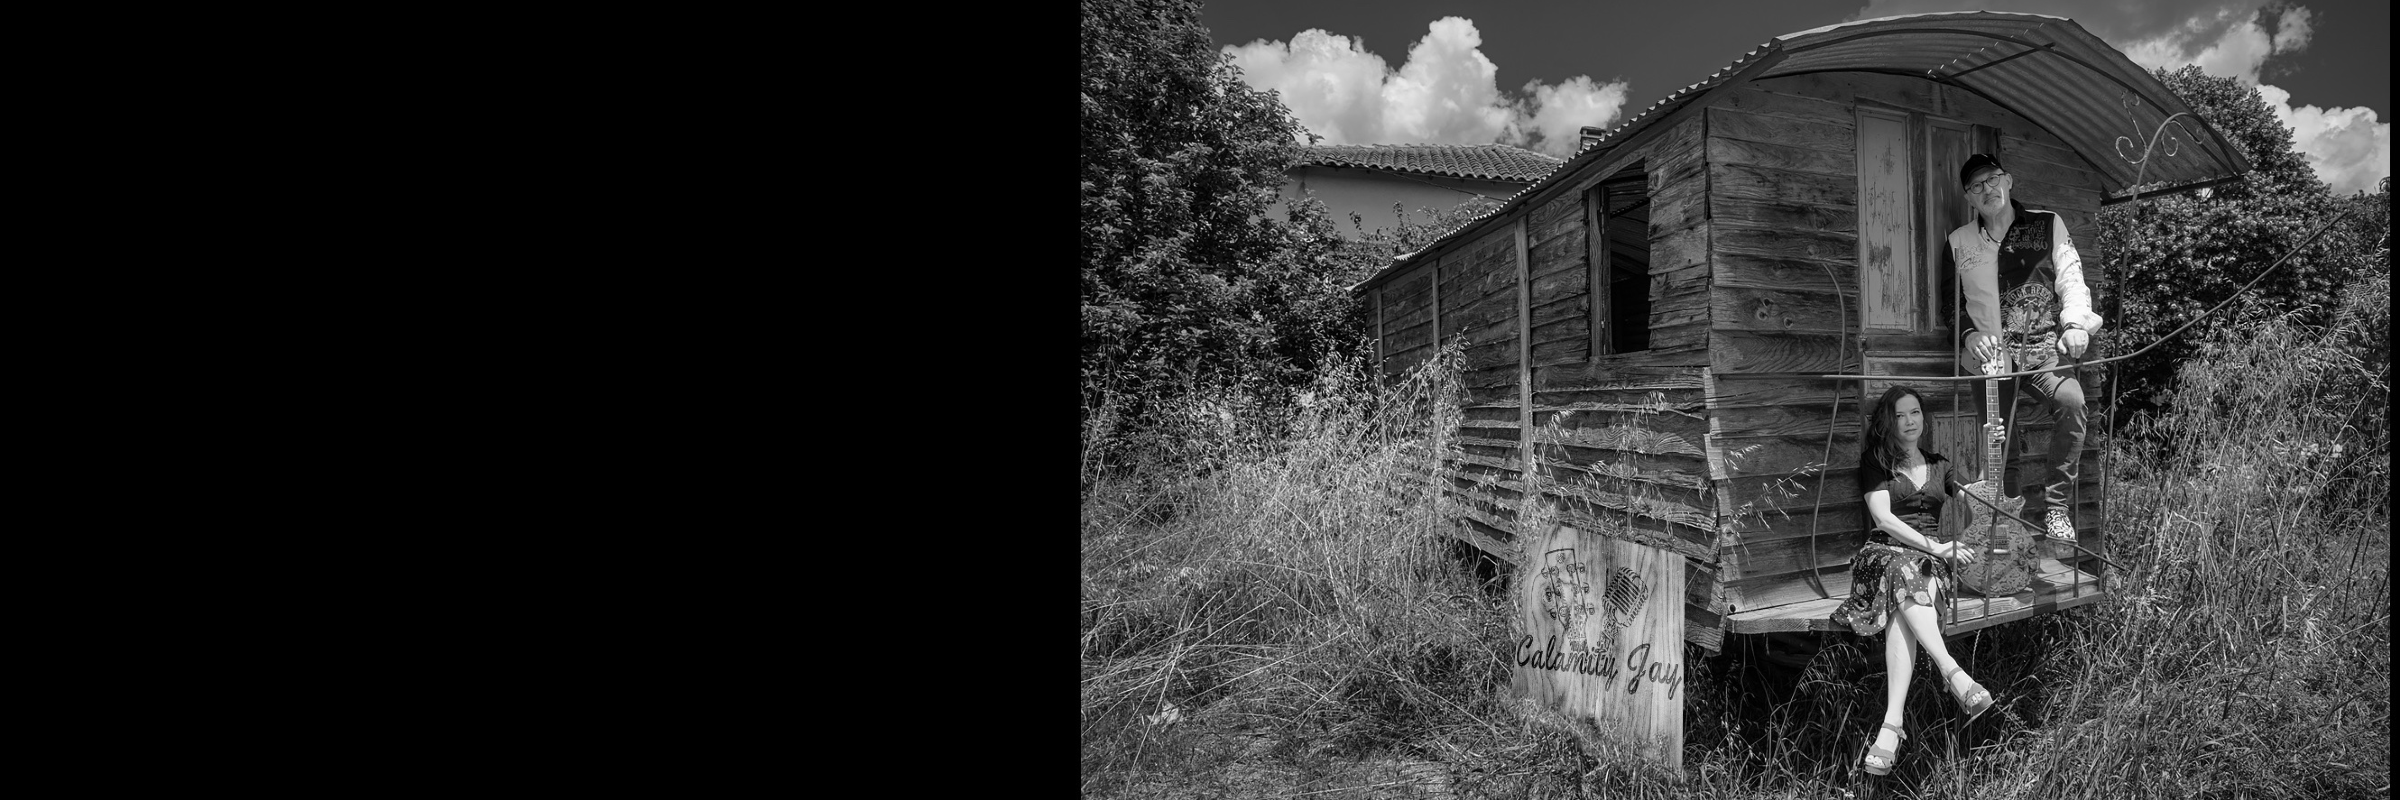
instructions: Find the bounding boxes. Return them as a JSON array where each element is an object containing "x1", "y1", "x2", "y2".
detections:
[{"x1": 1516, "y1": 219, "x2": 1535, "y2": 496}]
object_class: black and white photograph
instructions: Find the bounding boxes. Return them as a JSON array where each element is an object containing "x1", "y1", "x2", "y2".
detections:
[{"x1": 1083, "y1": 2, "x2": 2389, "y2": 797}]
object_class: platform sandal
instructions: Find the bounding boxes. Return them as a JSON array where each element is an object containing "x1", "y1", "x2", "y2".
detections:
[
  {"x1": 1943, "y1": 664, "x2": 1994, "y2": 723},
  {"x1": 1861, "y1": 721, "x2": 1907, "y2": 776}
]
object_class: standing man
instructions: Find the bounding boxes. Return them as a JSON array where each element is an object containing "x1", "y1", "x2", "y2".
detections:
[{"x1": 1948, "y1": 154, "x2": 2100, "y2": 543}]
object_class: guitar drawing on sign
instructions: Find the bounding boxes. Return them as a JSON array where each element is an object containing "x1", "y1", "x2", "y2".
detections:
[{"x1": 1944, "y1": 351, "x2": 2036, "y2": 596}]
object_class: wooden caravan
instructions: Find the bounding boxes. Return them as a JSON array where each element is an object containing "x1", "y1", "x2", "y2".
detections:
[{"x1": 1355, "y1": 11, "x2": 2251, "y2": 660}]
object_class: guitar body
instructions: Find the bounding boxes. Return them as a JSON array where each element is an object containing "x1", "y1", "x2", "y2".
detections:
[
  {"x1": 1944, "y1": 351, "x2": 2036, "y2": 597},
  {"x1": 1950, "y1": 480, "x2": 2034, "y2": 596}
]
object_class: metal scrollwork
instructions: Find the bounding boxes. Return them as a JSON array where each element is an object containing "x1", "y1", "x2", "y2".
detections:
[{"x1": 2113, "y1": 93, "x2": 2200, "y2": 203}]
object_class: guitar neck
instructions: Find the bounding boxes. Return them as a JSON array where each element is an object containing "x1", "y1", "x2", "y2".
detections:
[{"x1": 1985, "y1": 359, "x2": 2005, "y2": 479}]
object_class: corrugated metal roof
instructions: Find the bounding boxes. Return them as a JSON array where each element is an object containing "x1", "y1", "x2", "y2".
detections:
[
  {"x1": 1299, "y1": 143, "x2": 1565, "y2": 182},
  {"x1": 1355, "y1": 11, "x2": 2252, "y2": 292}
]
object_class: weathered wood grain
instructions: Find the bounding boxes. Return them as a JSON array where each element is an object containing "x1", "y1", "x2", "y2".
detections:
[
  {"x1": 1707, "y1": 107, "x2": 1855, "y2": 166},
  {"x1": 1650, "y1": 264, "x2": 1712, "y2": 318},
  {"x1": 1707, "y1": 133, "x2": 1857, "y2": 180},
  {"x1": 1530, "y1": 293, "x2": 1590, "y2": 332},
  {"x1": 1711, "y1": 400, "x2": 1862, "y2": 439},
  {"x1": 1464, "y1": 384, "x2": 1518, "y2": 406},
  {"x1": 1709, "y1": 285, "x2": 1852, "y2": 334},
  {"x1": 1535, "y1": 364, "x2": 1707, "y2": 392},
  {"x1": 1722, "y1": 501, "x2": 1865, "y2": 546},
  {"x1": 1651, "y1": 221, "x2": 1709, "y2": 273},
  {"x1": 1534, "y1": 394, "x2": 1707, "y2": 424},
  {"x1": 1540, "y1": 494, "x2": 1716, "y2": 560},
  {"x1": 1724, "y1": 568, "x2": 1850, "y2": 613},
  {"x1": 1712, "y1": 252, "x2": 1856, "y2": 294},
  {"x1": 1713, "y1": 433, "x2": 1860, "y2": 481},
  {"x1": 1527, "y1": 190, "x2": 1582, "y2": 241},
  {"x1": 1462, "y1": 337, "x2": 1520, "y2": 371},
  {"x1": 1651, "y1": 279, "x2": 1711, "y2": 331},
  {"x1": 1382, "y1": 294, "x2": 1436, "y2": 335},
  {"x1": 1538, "y1": 421, "x2": 1710, "y2": 458},
  {"x1": 1721, "y1": 529, "x2": 1860, "y2": 583},
  {"x1": 1716, "y1": 469, "x2": 1862, "y2": 520},
  {"x1": 1530, "y1": 263, "x2": 1590, "y2": 309},
  {"x1": 1531, "y1": 336, "x2": 1590, "y2": 368},
  {"x1": 1857, "y1": 107, "x2": 1917, "y2": 331},
  {"x1": 1539, "y1": 454, "x2": 1712, "y2": 493},
  {"x1": 1688, "y1": 559, "x2": 1728, "y2": 613},
  {"x1": 1706, "y1": 373, "x2": 1853, "y2": 410},
  {"x1": 1511, "y1": 528, "x2": 1687, "y2": 771},
  {"x1": 1465, "y1": 365, "x2": 1518, "y2": 391},
  {"x1": 1646, "y1": 321, "x2": 1712, "y2": 355},
  {"x1": 1446, "y1": 295, "x2": 1517, "y2": 344},
  {"x1": 1713, "y1": 222, "x2": 1858, "y2": 265},
  {"x1": 1710, "y1": 162, "x2": 1858, "y2": 216},
  {"x1": 1382, "y1": 322, "x2": 1432, "y2": 355},
  {"x1": 1648, "y1": 186, "x2": 1706, "y2": 234},
  {"x1": 1711, "y1": 330, "x2": 1847, "y2": 374},
  {"x1": 1712, "y1": 195, "x2": 1857, "y2": 235},
  {"x1": 1528, "y1": 226, "x2": 1588, "y2": 282}
]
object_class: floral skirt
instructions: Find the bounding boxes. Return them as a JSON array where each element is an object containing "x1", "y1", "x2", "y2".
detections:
[{"x1": 1830, "y1": 541, "x2": 1954, "y2": 636}]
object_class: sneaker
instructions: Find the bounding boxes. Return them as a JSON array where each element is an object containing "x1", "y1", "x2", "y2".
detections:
[{"x1": 2044, "y1": 508, "x2": 2077, "y2": 541}]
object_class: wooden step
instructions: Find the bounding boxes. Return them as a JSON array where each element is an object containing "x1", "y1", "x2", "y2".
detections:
[{"x1": 1723, "y1": 557, "x2": 2107, "y2": 636}]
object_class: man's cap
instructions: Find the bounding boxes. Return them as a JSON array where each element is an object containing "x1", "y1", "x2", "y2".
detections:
[{"x1": 1960, "y1": 153, "x2": 2005, "y2": 187}]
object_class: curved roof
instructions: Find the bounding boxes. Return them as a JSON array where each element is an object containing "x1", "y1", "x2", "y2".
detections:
[
  {"x1": 1299, "y1": 143, "x2": 1564, "y2": 182},
  {"x1": 1358, "y1": 11, "x2": 2252, "y2": 291}
]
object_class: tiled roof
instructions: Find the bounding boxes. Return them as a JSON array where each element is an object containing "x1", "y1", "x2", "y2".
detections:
[{"x1": 1299, "y1": 143, "x2": 1565, "y2": 183}]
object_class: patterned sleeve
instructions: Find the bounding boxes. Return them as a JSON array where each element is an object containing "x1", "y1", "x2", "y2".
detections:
[{"x1": 2049, "y1": 213, "x2": 2104, "y2": 332}]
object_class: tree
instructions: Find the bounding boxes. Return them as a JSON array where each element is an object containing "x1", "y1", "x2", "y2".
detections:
[
  {"x1": 1081, "y1": 0, "x2": 1348, "y2": 417},
  {"x1": 2094, "y1": 66, "x2": 2379, "y2": 421}
]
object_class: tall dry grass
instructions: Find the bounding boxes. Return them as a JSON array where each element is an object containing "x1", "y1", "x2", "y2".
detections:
[
  {"x1": 1081, "y1": 344, "x2": 1517, "y2": 797},
  {"x1": 1080, "y1": 272, "x2": 2389, "y2": 799}
]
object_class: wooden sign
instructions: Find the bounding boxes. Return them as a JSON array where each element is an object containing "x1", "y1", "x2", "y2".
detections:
[{"x1": 1512, "y1": 523, "x2": 1686, "y2": 770}]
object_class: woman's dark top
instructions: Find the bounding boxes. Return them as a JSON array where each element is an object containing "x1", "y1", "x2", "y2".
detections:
[{"x1": 1858, "y1": 449, "x2": 1964, "y2": 544}]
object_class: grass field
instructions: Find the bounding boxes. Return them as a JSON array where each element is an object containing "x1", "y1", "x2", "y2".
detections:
[{"x1": 1080, "y1": 275, "x2": 2389, "y2": 799}]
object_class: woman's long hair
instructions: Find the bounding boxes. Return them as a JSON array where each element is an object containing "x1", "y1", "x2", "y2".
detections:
[{"x1": 1862, "y1": 385, "x2": 1927, "y2": 476}]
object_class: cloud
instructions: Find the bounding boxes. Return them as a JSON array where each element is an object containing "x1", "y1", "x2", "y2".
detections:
[
  {"x1": 1222, "y1": 17, "x2": 1627, "y2": 158},
  {"x1": 1850, "y1": 1, "x2": 2385, "y2": 194},
  {"x1": 2269, "y1": 5, "x2": 2312, "y2": 52},
  {"x1": 1222, "y1": 28, "x2": 1395, "y2": 146},
  {"x1": 2113, "y1": 4, "x2": 2386, "y2": 194},
  {"x1": 2259, "y1": 85, "x2": 2390, "y2": 195},
  {"x1": 1512, "y1": 76, "x2": 1630, "y2": 159},
  {"x1": 2115, "y1": 3, "x2": 2298, "y2": 85}
]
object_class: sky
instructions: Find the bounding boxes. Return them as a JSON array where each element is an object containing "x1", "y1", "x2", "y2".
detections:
[{"x1": 1204, "y1": 0, "x2": 2391, "y2": 195}]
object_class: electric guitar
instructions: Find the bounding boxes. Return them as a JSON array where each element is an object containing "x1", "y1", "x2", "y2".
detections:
[{"x1": 1945, "y1": 351, "x2": 2036, "y2": 596}]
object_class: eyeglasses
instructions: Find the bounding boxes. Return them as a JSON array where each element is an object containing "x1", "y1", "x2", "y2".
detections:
[{"x1": 1965, "y1": 171, "x2": 2009, "y2": 196}]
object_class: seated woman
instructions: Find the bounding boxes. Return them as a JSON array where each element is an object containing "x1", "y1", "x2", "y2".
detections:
[{"x1": 1829, "y1": 386, "x2": 1997, "y2": 776}]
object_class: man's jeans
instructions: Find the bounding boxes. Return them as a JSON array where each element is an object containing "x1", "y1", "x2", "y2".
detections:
[{"x1": 1974, "y1": 354, "x2": 2087, "y2": 513}]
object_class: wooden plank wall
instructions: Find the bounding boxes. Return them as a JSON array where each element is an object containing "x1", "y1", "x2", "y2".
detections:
[
  {"x1": 1518, "y1": 114, "x2": 1730, "y2": 651},
  {"x1": 1439, "y1": 225, "x2": 1531, "y2": 545},
  {"x1": 1378, "y1": 263, "x2": 1438, "y2": 381},
  {"x1": 1701, "y1": 72, "x2": 2110, "y2": 617}
]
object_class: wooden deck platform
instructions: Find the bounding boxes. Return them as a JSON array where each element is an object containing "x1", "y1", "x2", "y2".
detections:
[{"x1": 1724, "y1": 554, "x2": 2108, "y2": 636}]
